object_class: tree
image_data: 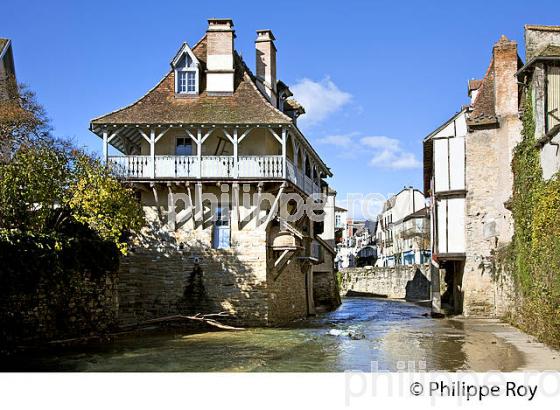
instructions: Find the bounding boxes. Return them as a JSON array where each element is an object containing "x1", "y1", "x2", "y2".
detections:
[
  {"x1": 0, "y1": 81, "x2": 144, "y2": 254},
  {"x1": 0, "y1": 77, "x2": 51, "y2": 162},
  {"x1": 66, "y1": 153, "x2": 144, "y2": 254}
]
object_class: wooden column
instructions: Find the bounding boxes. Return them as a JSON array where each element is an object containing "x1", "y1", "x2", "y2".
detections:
[
  {"x1": 102, "y1": 130, "x2": 109, "y2": 164},
  {"x1": 197, "y1": 128, "x2": 202, "y2": 178},
  {"x1": 233, "y1": 128, "x2": 239, "y2": 178},
  {"x1": 150, "y1": 129, "x2": 156, "y2": 178},
  {"x1": 232, "y1": 183, "x2": 240, "y2": 230},
  {"x1": 281, "y1": 127, "x2": 287, "y2": 179}
]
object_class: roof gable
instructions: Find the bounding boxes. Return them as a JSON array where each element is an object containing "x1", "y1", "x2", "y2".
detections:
[
  {"x1": 91, "y1": 36, "x2": 292, "y2": 126},
  {"x1": 467, "y1": 59, "x2": 498, "y2": 126},
  {"x1": 171, "y1": 42, "x2": 200, "y2": 68}
]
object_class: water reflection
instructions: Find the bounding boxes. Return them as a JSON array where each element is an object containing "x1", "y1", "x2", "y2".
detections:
[{"x1": 3, "y1": 298, "x2": 523, "y2": 372}]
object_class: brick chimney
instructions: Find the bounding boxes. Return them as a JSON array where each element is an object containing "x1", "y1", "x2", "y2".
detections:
[
  {"x1": 206, "y1": 18, "x2": 235, "y2": 95},
  {"x1": 492, "y1": 35, "x2": 518, "y2": 118},
  {"x1": 255, "y1": 30, "x2": 277, "y2": 105}
]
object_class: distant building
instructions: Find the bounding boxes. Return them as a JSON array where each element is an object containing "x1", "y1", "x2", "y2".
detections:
[
  {"x1": 375, "y1": 187, "x2": 429, "y2": 267},
  {"x1": 0, "y1": 38, "x2": 16, "y2": 100},
  {"x1": 334, "y1": 215, "x2": 377, "y2": 269},
  {"x1": 334, "y1": 205, "x2": 347, "y2": 245}
]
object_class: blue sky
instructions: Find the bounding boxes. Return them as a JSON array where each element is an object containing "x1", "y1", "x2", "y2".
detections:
[{"x1": 3, "y1": 0, "x2": 559, "y2": 217}]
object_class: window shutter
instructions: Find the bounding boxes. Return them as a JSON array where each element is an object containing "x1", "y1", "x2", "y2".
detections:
[{"x1": 548, "y1": 66, "x2": 560, "y2": 130}]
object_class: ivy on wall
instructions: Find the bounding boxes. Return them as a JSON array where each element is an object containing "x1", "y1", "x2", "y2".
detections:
[{"x1": 508, "y1": 88, "x2": 560, "y2": 347}]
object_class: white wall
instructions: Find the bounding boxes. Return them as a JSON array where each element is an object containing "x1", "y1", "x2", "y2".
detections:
[
  {"x1": 436, "y1": 197, "x2": 465, "y2": 254},
  {"x1": 434, "y1": 136, "x2": 465, "y2": 192}
]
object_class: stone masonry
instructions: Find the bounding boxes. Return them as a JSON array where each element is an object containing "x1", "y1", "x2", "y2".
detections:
[
  {"x1": 117, "y1": 194, "x2": 311, "y2": 327},
  {"x1": 339, "y1": 265, "x2": 431, "y2": 301},
  {"x1": 463, "y1": 36, "x2": 521, "y2": 317}
]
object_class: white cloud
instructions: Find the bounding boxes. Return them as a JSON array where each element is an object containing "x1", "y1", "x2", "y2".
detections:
[
  {"x1": 318, "y1": 133, "x2": 421, "y2": 170},
  {"x1": 290, "y1": 77, "x2": 352, "y2": 126},
  {"x1": 316, "y1": 133, "x2": 356, "y2": 147}
]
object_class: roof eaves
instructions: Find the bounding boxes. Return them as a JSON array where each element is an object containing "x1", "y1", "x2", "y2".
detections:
[
  {"x1": 0, "y1": 38, "x2": 11, "y2": 61},
  {"x1": 423, "y1": 108, "x2": 467, "y2": 142}
]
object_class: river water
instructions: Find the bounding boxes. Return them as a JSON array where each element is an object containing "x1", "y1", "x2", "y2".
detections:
[{"x1": 5, "y1": 297, "x2": 524, "y2": 371}]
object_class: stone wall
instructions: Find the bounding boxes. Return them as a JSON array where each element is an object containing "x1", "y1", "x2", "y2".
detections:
[
  {"x1": 117, "y1": 195, "x2": 313, "y2": 327},
  {"x1": 0, "y1": 238, "x2": 119, "y2": 348},
  {"x1": 1, "y1": 271, "x2": 118, "y2": 348},
  {"x1": 463, "y1": 38, "x2": 521, "y2": 318},
  {"x1": 313, "y1": 269, "x2": 341, "y2": 309},
  {"x1": 339, "y1": 265, "x2": 430, "y2": 301}
]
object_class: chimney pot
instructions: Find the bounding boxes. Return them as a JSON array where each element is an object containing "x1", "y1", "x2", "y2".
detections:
[
  {"x1": 492, "y1": 36, "x2": 518, "y2": 117},
  {"x1": 255, "y1": 29, "x2": 277, "y2": 105},
  {"x1": 206, "y1": 18, "x2": 235, "y2": 94}
]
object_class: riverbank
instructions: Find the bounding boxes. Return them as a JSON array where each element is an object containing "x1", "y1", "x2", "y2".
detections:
[
  {"x1": 3, "y1": 297, "x2": 558, "y2": 372},
  {"x1": 449, "y1": 318, "x2": 560, "y2": 371}
]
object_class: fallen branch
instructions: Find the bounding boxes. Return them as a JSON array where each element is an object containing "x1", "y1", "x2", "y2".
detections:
[{"x1": 136, "y1": 313, "x2": 245, "y2": 331}]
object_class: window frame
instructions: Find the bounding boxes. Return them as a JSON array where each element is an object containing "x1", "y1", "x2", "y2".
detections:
[
  {"x1": 546, "y1": 63, "x2": 560, "y2": 132},
  {"x1": 175, "y1": 136, "x2": 193, "y2": 156},
  {"x1": 173, "y1": 46, "x2": 200, "y2": 96},
  {"x1": 212, "y1": 206, "x2": 231, "y2": 249}
]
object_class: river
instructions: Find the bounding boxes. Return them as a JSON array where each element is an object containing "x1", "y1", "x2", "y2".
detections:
[{"x1": 4, "y1": 297, "x2": 527, "y2": 371}]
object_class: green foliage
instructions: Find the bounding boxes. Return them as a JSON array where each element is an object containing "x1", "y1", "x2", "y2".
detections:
[
  {"x1": 509, "y1": 89, "x2": 560, "y2": 347},
  {"x1": 0, "y1": 146, "x2": 144, "y2": 254},
  {"x1": 336, "y1": 271, "x2": 343, "y2": 290},
  {"x1": 66, "y1": 154, "x2": 144, "y2": 254},
  {"x1": 0, "y1": 143, "x2": 71, "y2": 232}
]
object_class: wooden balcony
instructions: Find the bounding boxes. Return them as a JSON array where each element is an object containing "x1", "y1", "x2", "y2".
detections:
[{"x1": 108, "y1": 155, "x2": 321, "y2": 195}]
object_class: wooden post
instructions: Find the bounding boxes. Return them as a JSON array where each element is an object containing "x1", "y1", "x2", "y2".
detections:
[
  {"x1": 197, "y1": 128, "x2": 202, "y2": 178},
  {"x1": 102, "y1": 130, "x2": 109, "y2": 164},
  {"x1": 195, "y1": 182, "x2": 203, "y2": 229},
  {"x1": 167, "y1": 184, "x2": 175, "y2": 231},
  {"x1": 150, "y1": 129, "x2": 156, "y2": 179},
  {"x1": 281, "y1": 127, "x2": 287, "y2": 179},
  {"x1": 232, "y1": 183, "x2": 240, "y2": 230},
  {"x1": 262, "y1": 182, "x2": 286, "y2": 230},
  {"x1": 185, "y1": 182, "x2": 194, "y2": 230},
  {"x1": 233, "y1": 128, "x2": 239, "y2": 178},
  {"x1": 254, "y1": 182, "x2": 263, "y2": 229}
]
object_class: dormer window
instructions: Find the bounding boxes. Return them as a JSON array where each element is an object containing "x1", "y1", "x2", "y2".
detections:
[
  {"x1": 178, "y1": 71, "x2": 196, "y2": 93},
  {"x1": 172, "y1": 43, "x2": 200, "y2": 95}
]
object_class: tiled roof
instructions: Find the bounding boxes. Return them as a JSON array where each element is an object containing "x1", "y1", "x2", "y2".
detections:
[
  {"x1": 91, "y1": 36, "x2": 292, "y2": 126},
  {"x1": 467, "y1": 59, "x2": 498, "y2": 126},
  {"x1": 536, "y1": 43, "x2": 560, "y2": 57},
  {"x1": 284, "y1": 98, "x2": 305, "y2": 114},
  {"x1": 0, "y1": 39, "x2": 8, "y2": 53},
  {"x1": 467, "y1": 79, "x2": 482, "y2": 95},
  {"x1": 525, "y1": 25, "x2": 560, "y2": 33},
  {"x1": 516, "y1": 43, "x2": 560, "y2": 76}
]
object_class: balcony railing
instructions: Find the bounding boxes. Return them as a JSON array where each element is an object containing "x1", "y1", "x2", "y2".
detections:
[{"x1": 108, "y1": 155, "x2": 320, "y2": 195}]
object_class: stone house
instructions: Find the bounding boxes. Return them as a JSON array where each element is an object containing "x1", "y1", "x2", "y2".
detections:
[
  {"x1": 423, "y1": 35, "x2": 522, "y2": 316},
  {"x1": 335, "y1": 217, "x2": 377, "y2": 269},
  {"x1": 463, "y1": 35, "x2": 522, "y2": 317},
  {"x1": 90, "y1": 19, "x2": 339, "y2": 326},
  {"x1": 374, "y1": 187, "x2": 429, "y2": 267},
  {"x1": 516, "y1": 25, "x2": 560, "y2": 180}
]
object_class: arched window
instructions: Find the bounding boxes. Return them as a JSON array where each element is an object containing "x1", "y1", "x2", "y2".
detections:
[{"x1": 172, "y1": 43, "x2": 199, "y2": 95}]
